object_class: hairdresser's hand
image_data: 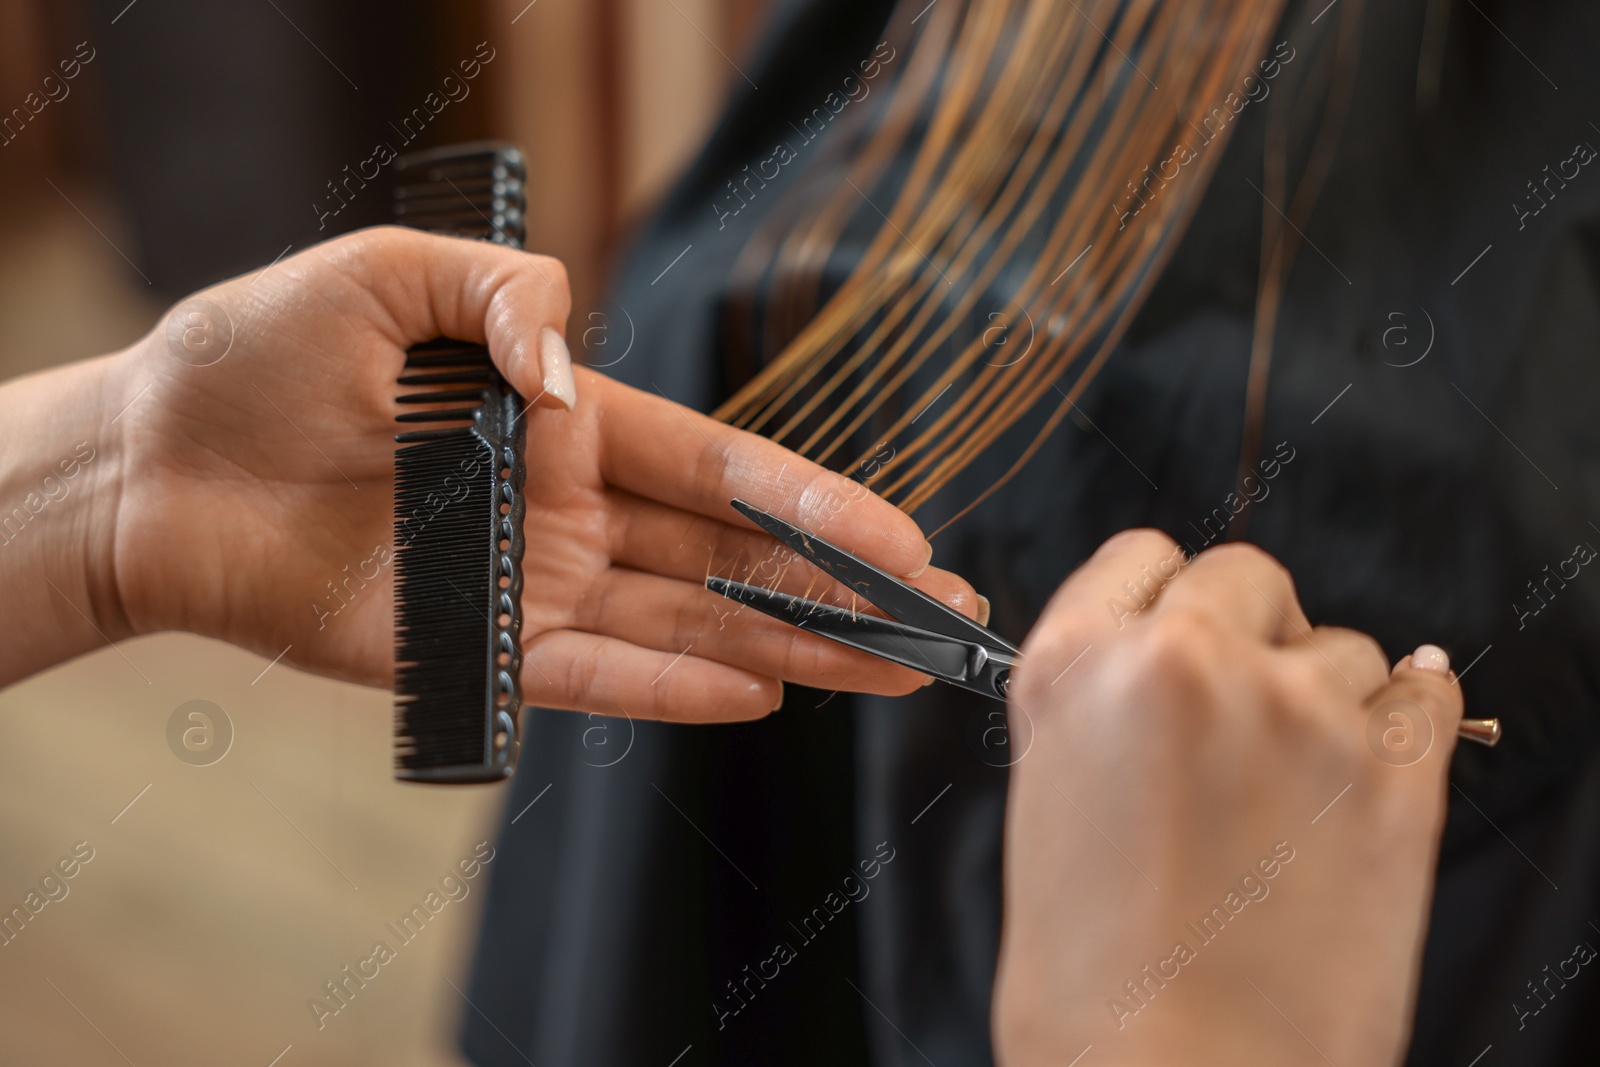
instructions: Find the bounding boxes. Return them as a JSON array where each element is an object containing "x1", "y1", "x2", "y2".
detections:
[
  {"x1": 29, "y1": 227, "x2": 978, "y2": 717},
  {"x1": 992, "y1": 532, "x2": 1462, "y2": 1067}
]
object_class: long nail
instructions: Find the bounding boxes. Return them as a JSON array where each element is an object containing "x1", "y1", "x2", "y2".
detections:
[
  {"x1": 538, "y1": 326, "x2": 577, "y2": 411},
  {"x1": 1410, "y1": 644, "x2": 1450, "y2": 674}
]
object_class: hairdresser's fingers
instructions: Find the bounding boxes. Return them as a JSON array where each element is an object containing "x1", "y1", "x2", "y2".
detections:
[
  {"x1": 570, "y1": 569, "x2": 930, "y2": 696},
  {"x1": 1283, "y1": 626, "x2": 1390, "y2": 696},
  {"x1": 1152, "y1": 542, "x2": 1311, "y2": 644},
  {"x1": 592, "y1": 372, "x2": 934, "y2": 579},
  {"x1": 522, "y1": 629, "x2": 781, "y2": 723},
  {"x1": 306, "y1": 227, "x2": 576, "y2": 411},
  {"x1": 1013, "y1": 529, "x2": 1182, "y2": 696},
  {"x1": 604, "y1": 490, "x2": 982, "y2": 618},
  {"x1": 1365, "y1": 645, "x2": 1466, "y2": 778},
  {"x1": 607, "y1": 490, "x2": 786, "y2": 584}
]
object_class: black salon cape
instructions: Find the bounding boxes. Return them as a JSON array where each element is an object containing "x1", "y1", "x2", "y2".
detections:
[{"x1": 462, "y1": 2, "x2": 1600, "y2": 1063}]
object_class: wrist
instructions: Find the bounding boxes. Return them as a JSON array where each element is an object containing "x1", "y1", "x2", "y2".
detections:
[
  {"x1": 0, "y1": 342, "x2": 138, "y2": 685},
  {"x1": 85, "y1": 341, "x2": 145, "y2": 640}
]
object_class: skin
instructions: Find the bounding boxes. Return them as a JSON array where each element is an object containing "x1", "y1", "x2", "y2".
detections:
[
  {"x1": 0, "y1": 227, "x2": 980, "y2": 719},
  {"x1": 992, "y1": 531, "x2": 1464, "y2": 1066}
]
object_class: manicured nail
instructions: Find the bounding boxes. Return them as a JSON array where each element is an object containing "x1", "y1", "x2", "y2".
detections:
[
  {"x1": 538, "y1": 326, "x2": 577, "y2": 411},
  {"x1": 1410, "y1": 644, "x2": 1450, "y2": 674},
  {"x1": 906, "y1": 540, "x2": 934, "y2": 578},
  {"x1": 976, "y1": 595, "x2": 991, "y2": 627}
]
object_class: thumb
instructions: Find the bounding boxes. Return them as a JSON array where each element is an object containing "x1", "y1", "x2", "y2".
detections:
[{"x1": 1367, "y1": 644, "x2": 1467, "y2": 776}]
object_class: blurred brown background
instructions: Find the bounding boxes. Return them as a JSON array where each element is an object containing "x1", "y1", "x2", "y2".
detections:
[{"x1": 0, "y1": 1, "x2": 765, "y2": 1063}]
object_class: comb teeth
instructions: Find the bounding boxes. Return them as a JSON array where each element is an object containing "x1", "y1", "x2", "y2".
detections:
[
  {"x1": 390, "y1": 143, "x2": 527, "y2": 784},
  {"x1": 391, "y1": 141, "x2": 526, "y2": 246},
  {"x1": 394, "y1": 434, "x2": 499, "y2": 769}
]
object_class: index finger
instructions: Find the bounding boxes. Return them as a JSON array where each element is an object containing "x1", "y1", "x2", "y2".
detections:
[
  {"x1": 595, "y1": 371, "x2": 934, "y2": 578},
  {"x1": 1015, "y1": 529, "x2": 1183, "y2": 691}
]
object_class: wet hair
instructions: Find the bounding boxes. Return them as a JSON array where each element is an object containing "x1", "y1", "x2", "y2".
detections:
[{"x1": 715, "y1": 0, "x2": 1363, "y2": 534}]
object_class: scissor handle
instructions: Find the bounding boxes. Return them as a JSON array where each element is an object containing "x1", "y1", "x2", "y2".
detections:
[{"x1": 963, "y1": 644, "x2": 1019, "y2": 702}]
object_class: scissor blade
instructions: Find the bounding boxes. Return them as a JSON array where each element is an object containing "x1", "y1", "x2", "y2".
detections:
[
  {"x1": 730, "y1": 498, "x2": 1020, "y2": 655},
  {"x1": 706, "y1": 577, "x2": 974, "y2": 681}
]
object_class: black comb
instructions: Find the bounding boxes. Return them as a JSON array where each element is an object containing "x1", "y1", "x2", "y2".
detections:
[{"x1": 390, "y1": 142, "x2": 527, "y2": 783}]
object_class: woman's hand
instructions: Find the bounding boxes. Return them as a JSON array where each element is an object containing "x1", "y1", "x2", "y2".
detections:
[
  {"x1": 4, "y1": 227, "x2": 978, "y2": 719},
  {"x1": 992, "y1": 531, "x2": 1462, "y2": 1067}
]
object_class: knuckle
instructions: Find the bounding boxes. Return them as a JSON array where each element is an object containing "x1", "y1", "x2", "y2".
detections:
[
  {"x1": 347, "y1": 224, "x2": 407, "y2": 254},
  {"x1": 565, "y1": 639, "x2": 603, "y2": 709},
  {"x1": 670, "y1": 593, "x2": 705, "y2": 652},
  {"x1": 347, "y1": 225, "x2": 427, "y2": 279},
  {"x1": 1092, "y1": 527, "x2": 1179, "y2": 563},
  {"x1": 1323, "y1": 626, "x2": 1387, "y2": 673},
  {"x1": 577, "y1": 571, "x2": 615, "y2": 631},
  {"x1": 521, "y1": 640, "x2": 552, "y2": 700},
  {"x1": 722, "y1": 527, "x2": 770, "y2": 584},
  {"x1": 526, "y1": 253, "x2": 572, "y2": 303},
  {"x1": 649, "y1": 656, "x2": 687, "y2": 720},
  {"x1": 1280, "y1": 655, "x2": 1344, "y2": 713},
  {"x1": 795, "y1": 471, "x2": 853, "y2": 533},
  {"x1": 1099, "y1": 610, "x2": 1223, "y2": 722},
  {"x1": 311, "y1": 228, "x2": 378, "y2": 279},
  {"x1": 606, "y1": 498, "x2": 635, "y2": 561},
  {"x1": 1136, "y1": 608, "x2": 1219, "y2": 675},
  {"x1": 782, "y1": 629, "x2": 831, "y2": 684},
  {"x1": 1264, "y1": 658, "x2": 1362, "y2": 751},
  {"x1": 1022, "y1": 615, "x2": 1092, "y2": 661},
  {"x1": 1200, "y1": 542, "x2": 1294, "y2": 590},
  {"x1": 1015, "y1": 620, "x2": 1096, "y2": 692},
  {"x1": 1196, "y1": 540, "x2": 1277, "y2": 568},
  {"x1": 690, "y1": 429, "x2": 732, "y2": 507}
]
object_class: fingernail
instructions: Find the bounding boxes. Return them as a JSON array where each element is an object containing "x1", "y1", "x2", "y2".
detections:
[
  {"x1": 1391, "y1": 654, "x2": 1412, "y2": 677},
  {"x1": 976, "y1": 595, "x2": 991, "y2": 627},
  {"x1": 920, "y1": 675, "x2": 936, "y2": 687},
  {"x1": 906, "y1": 540, "x2": 934, "y2": 578},
  {"x1": 770, "y1": 681, "x2": 785, "y2": 711},
  {"x1": 538, "y1": 326, "x2": 577, "y2": 411},
  {"x1": 1410, "y1": 644, "x2": 1450, "y2": 675}
]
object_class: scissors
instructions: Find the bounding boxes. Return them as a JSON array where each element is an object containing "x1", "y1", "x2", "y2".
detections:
[
  {"x1": 706, "y1": 498, "x2": 1021, "y2": 700},
  {"x1": 706, "y1": 498, "x2": 1503, "y2": 747}
]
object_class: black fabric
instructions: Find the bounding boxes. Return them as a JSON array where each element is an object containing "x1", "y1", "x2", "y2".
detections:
[{"x1": 463, "y1": 1, "x2": 1600, "y2": 1064}]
